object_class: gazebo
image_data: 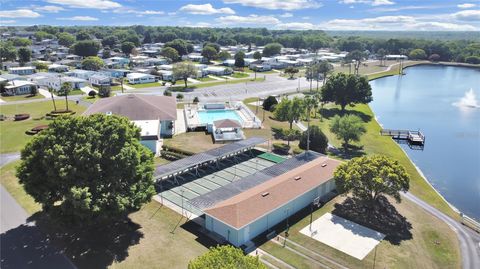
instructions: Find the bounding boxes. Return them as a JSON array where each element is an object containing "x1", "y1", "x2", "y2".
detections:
[{"x1": 212, "y1": 119, "x2": 245, "y2": 143}]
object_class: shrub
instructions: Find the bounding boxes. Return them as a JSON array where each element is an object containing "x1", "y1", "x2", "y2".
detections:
[
  {"x1": 193, "y1": 96, "x2": 199, "y2": 103},
  {"x1": 88, "y1": 90, "x2": 96, "y2": 97},
  {"x1": 164, "y1": 90, "x2": 172, "y2": 96},
  {"x1": 465, "y1": 56, "x2": 480, "y2": 64},
  {"x1": 98, "y1": 85, "x2": 111, "y2": 98},
  {"x1": 262, "y1": 96, "x2": 278, "y2": 112},
  {"x1": 176, "y1": 93, "x2": 184, "y2": 100},
  {"x1": 429, "y1": 54, "x2": 441, "y2": 62},
  {"x1": 292, "y1": 147, "x2": 303, "y2": 155},
  {"x1": 272, "y1": 142, "x2": 290, "y2": 155},
  {"x1": 299, "y1": 125, "x2": 328, "y2": 154}
]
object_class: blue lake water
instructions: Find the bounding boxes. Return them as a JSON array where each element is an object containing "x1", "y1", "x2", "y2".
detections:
[
  {"x1": 198, "y1": 109, "x2": 243, "y2": 125},
  {"x1": 370, "y1": 65, "x2": 480, "y2": 219}
]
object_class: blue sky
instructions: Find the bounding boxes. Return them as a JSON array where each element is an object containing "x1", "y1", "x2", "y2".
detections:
[{"x1": 1, "y1": 0, "x2": 479, "y2": 31}]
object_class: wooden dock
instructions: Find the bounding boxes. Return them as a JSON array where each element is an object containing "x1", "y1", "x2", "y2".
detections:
[{"x1": 380, "y1": 129, "x2": 425, "y2": 145}]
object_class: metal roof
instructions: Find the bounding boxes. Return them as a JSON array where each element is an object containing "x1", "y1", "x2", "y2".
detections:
[
  {"x1": 189, "y1": 151, "x2": 322, "y2": 211},
  {"x1": 154, "y1": 137, "x2": 267, "y2": 180}
]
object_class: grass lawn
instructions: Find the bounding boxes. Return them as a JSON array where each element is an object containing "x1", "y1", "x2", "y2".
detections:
[
  {"x1": 58, "y1": 89, "x2": 84, "y2": 96},
  {"x1": 0, "y1": 94, "x2": 44, "y2": 102},
  {"x1": 260, "y1": 195, "x2": 460, "y2": 269},
  {"x1": 0, "y1": 100, "x2": 86, "y2": 153},
  {"x1": 231, "y1": 72, "x2": 250, "y2": 78},
  {"x1": 81, "y1": 96, "x2": 99, "y2": 104},
  {"x1": 196, "y1": 77, "x2": 215, "y2": 82},
  {"x1": 164, "y1": 132, "x2": 222, "y2": 153},
  {"x1": 169, "y1": 77, "x2": 265, "y2": 92},
  {"x1": 127, "y1": 82, "x2": 163, "y2": 89}
]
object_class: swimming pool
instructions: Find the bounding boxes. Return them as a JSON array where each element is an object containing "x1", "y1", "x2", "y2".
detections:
[{"x1": 198, "y1": 109, "x2": 243, "y2": 125}]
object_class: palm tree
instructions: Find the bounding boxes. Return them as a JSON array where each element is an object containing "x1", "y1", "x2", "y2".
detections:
[
  {"x1": 303, "y1": 96, "x2": 316, "y2": 151},
  {"x1": 48, "y1": 87, "x2": 57, "y2": 112},
  {"x1": 60, "y1": 82, "x2": 72, "y2": 111}
]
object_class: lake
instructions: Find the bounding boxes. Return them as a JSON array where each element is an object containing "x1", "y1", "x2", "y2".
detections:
[{"x1": 370, "y1": 65, "x2": 480, "y2": 220}]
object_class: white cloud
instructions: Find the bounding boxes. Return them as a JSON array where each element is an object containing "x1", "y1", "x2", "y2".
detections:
[
  {"x1": 34, "y1": 5, "x2": 65, "y2": 13},
  {"x1": 223, "y1": 0, "x2": 321, "y2": 10},
  {"x1": 193, "y1": 22, "x2": 213, "y2": 28},
  {"x1": 46, "y1": 0, "x2": 121, "y2": 9},
  {"x1": 140, "y1": 10, "x2": 165, "y2": 15},
  {"x1": 280, "y1": 12, "x2": 293, "y2": 18},
  {"x1": 276, "y1": 22, "x2": 315, "y2": 30},
  {"x1": 319, "y1": 15, "x2": 478, "y2": 31},
  {"x1": 458, "y1": 3, "x2": 476, "y2": 9},
  {"x1": 217, "y1": 14, "x2": 280, "y2": 25},
  {"x1": 58, "y1": 16, "x2": 99, "y2": 21},
  {"x1": 302, "y1": 16, "x2": 310, "y2": 20},
  {"x1": 371, "y1": 5, "x2": 447, "y2": 12},
  {"x1": 452, "y1": 10, "x2": 480, "y2": 21},
  {"x1": 339, "y1": 0, "x2": 394, "y2": 6},
  {"x1": 1, "y1": 20, "x2": 16, "y2": 24},
  {"x1": 180, "y1": 3, "x2": 235, "y2": 15},
  {"x1": 0, "y1": 9, "x2": 41, "y2": 18}
]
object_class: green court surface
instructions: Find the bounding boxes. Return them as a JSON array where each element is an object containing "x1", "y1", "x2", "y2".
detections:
[
  {"x1": 258, "y1": 152, "x2": 286, "y2": 163},
  {"x1": 156, "y1": 151, "x2": 277, "y2": 216}
]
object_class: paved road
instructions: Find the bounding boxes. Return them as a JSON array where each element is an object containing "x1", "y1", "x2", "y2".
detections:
[
  {"x1": 0, "y1": 155, "x2": 77, "y2": 269},
  {"x1": 402, "y1": 192, "x2": 480, "y2": 269}
]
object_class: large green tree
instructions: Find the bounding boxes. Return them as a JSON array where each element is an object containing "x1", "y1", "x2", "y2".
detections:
[
  {"x1": 0, "y1": 42, "x2": 17, "y2": 63},
  {"x1": 284, "y1": 66, "x2": 299, "y2": 79},
  {"x1": 262, "y1": 43, "x2": 282, "y2": 57},
  {"x1": 330, "y1": 114, "x2": 366, "y2": 150},
  {"x1": 334, "y1": 155, "x2": 410, "y2": 206},
  {"x1": 234, "y1": 51, "x2": 245, "y2": 68},
  {"x1": 82, "y1": 56, "x2": 105, "y2": 71},
  {"x1": 346, "y1": 50, "x2": 367, "y2": 75},
  {"x1": 172, "y1": 61, "x2": 197, "y2": 88},
  {"x1": 322, "y1": 73, "x2": 372, "y2": 111},
  {"x1": 274, "y1": 97, "x2": 304, "y2": 130},
  {"x1": 164, "y1": 39, "x2": 189, "y2": 56},
  {"x1": 317, "y1": 61, "x2": 334, "y2": 85},
  {"x1": 57, "y1": 32, "x2": 76, "y2": 47},
  {"x1": 161, "y1": 47, "x2": 180, "y2": 62},
  {"x1": 17, "y1": 47, "x2": 31, "y2": 65},
  {"x1": 188, "y1": 245, "x2": 266, "y2": 269},
  {"x1": 299, "y1": 125, "x2": 328, "y2": 154},
  {"x1": 16, "y1": 114, "x2": 155, "y2": 223},
  {"x1": 73, "y1": 40, "x2": 101, "y2": 57},
  {"x1": 201, "y1": 45, "x2": 218, "y2": 63},
  {"x1": 409, "y1": 49, "x2": 427, "y2": 60},
  {"x1": 121, "y1": 42, "x2": 136, "y2": 56}
]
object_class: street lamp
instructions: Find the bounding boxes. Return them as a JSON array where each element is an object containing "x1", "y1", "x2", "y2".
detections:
[{"x1": 180, "y1": 189, "x2": 185, "y2": 217}]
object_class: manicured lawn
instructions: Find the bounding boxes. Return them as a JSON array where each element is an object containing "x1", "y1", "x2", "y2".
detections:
[
  {"x1": 169, "y1": 77, "x2": 265, "y2": 92},
  {"x1": 82, "y1": 96, "x2": 99, "y2": 104},
  {"x1": 260, "y1": 195, "x2": 460, "y2": 269},
  {"x1": 58, "y1": 89, "x2": 84, "y2": 96},
  {"x1": 196, "y1": 77, "x2": 215, "y2": 82},
  {"x1": 128, "y1": 82, "x2": 162, "y2": 89},
  {"x1": 0, "y1": 100, "x2": 86, "y2": 153},
  {"x1": 0, "y1": 94, "x2": 44, "y2": 102},
  {"x1": 164, "y1": 132, "x2": 222, "y2": 153},
  {"x1": 231, "y1": 72, "x2": 249, "y2": 78}
]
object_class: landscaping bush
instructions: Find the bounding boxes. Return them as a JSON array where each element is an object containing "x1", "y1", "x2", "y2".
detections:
[
  {"x1": 193, "y1": 97, "x2": 199, "y2": 103},
  {"x1": 164, "y1": 90, "x2": 172, "y2": 96},
  {"x1": 262, "y1": 96, "x2": 278, "y2": 112},
  {"x1": 271, "y1": 127, "x2": 300, "y2": 141},
  {"x1": 98, "y1": 85, "x2": 111, "y2": 98},
  {"x1": 88, "y1": 90, "x2": 96, "y2": 97},
  {"x1": 176, "y1": 93, "x2": 184, "y2": 100},
  {"x1": 272, "y1": 142, "x2": 290, "y2": 155},
  {"x1": 292, "y1": 147, "x2": 303, "y2": 155},
  {"x1": 299, "y1": 125, "x2": 328, "y2": 154}
]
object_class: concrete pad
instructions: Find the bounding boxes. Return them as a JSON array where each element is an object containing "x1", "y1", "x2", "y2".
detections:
[
  {"x1": 187, "y1": 78, "x2": 200, "y2": 83},
  {"x1": 123, "y1": 85, "x2": 135, "y2": 90},
  {"x1": 80, "y1": 86, "x2": 97, "y2": 94},
  {"x1": 299, "y1": 213, "x2": 385, "y2": 260},
  {"x1": 208, "y1": 75, "x2": 224, "y2": 81}
]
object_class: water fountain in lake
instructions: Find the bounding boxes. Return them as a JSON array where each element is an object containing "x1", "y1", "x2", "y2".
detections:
[{"x1": 453, "y1": 88, "x2": 480, "y2": 108}]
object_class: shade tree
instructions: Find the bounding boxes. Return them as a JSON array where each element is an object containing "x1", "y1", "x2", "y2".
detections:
[{"x1": 322, "y1": 73, "x2": 372, "y2": 111}]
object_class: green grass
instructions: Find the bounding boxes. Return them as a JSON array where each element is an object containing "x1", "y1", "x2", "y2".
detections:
[
  {"x1": 82, "y1": 96, "x2": 99, "y2": 104},
  {"x1": 169, "y1": 78, "x2": 265, "y2": 92},
  {"x1": 0, "y1": 94, "x2": 44, "y2": 102},
  {"x1": 196, "y1": 77, "x2": 215, "y2": 82},
  {"x1": 0, "y1": 100, "x2": 86, "y2": 153},
  {"x1": 231, "y1": 72, "x2": 250, "y2": 78},
  {"x1": 0, "y1": 161, "x2": 41, "y2": 214},
  {"x1": 58, "y1": 89, "x2": 84, "y2": 96},
  {"x1": 127, "y1": 82, "x2": 162, "y2": 89},
  {"x1": 260, "y1": 195, "x2": 460, "y2": 269}
]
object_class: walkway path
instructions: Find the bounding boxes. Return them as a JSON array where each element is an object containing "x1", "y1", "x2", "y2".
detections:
[
  {"x1": 402, "y1": 192, "x2": 480, "y2": 269},
  {"x1": 38, "y1": 88, "x2": 53, "y2": 98}
]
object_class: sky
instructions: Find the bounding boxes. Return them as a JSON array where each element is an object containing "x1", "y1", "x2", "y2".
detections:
[{"x1": 0, "y1": 0, "x2": 479, "y2": 31}]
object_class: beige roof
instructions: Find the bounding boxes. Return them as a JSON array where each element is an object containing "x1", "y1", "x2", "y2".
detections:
[
  {"x1": 204, "y1": 156, "x2": 341, "y2": 229},
  {"x1": 83, "y1": 94, "x2": 177, "y2": 121},
  {"x1": 213, "y1": 119, "x2": 242, "y2": 128}
]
